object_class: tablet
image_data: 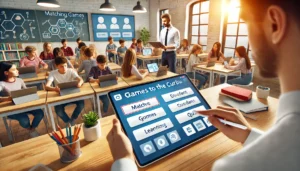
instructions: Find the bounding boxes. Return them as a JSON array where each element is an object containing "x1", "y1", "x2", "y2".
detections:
[
  {"x1": 108, "y1": 74, "x2": 217, "y2": 167},
  {"x1": 146, "y1": 63, "x2": 159, "y2": 73}
]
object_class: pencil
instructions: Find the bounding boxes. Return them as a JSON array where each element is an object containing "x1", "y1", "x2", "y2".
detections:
[
  {"x1": 68, "y1": 123, "x2": 72, "y2": 144},
  {"x1": 75, "y1": 124, "x2": 82, "y2": 140},
  {"x1": 57, "y1": 125, "x2": 68, "y2": 144},
  {"x1": 48, "y1": 133, "x2": 61, "y2": 145}
]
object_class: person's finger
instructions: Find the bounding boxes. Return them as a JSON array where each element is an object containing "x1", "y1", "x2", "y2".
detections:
[
  {"x1": 208, "y1": 116, "x2": 231, "y2": 133},
  {"x1": 196, "y1": 109, "x2": 237, "y2": 121},
  {"x1": 217, "y1": 106, "x2": 238, "y2": 113},
  {"x1": 112, "y1": 118, "x2": 122, "y2": 134}
]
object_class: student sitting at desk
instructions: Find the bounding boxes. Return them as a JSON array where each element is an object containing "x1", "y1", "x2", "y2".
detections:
[
  {"x1": 88, "y1": 55, "x2": 113, "y2": 115},
  {"x1": 20, "y1": 46, "x2": 48, "y2": 71},
  {"x1": 61, "y1": 39, "x2": 74, "y2": 59},
  {"x1": 106, "y1": 36, "x2": 117, "y2": 63},
  {"x1": 186, "y1": 44, "x2": 208, "y2": 89},
  {"x1": 45, "y1": 57, "x2": 84, "y2": 126},
  {"x1": 39, "y1": 42, "x2": 54, "y2": 61},
  {"x1": 117, "y1": 39, "x2": 128, "y2": 64},
  {"x1": 0, "y1": 62, "x2": 44, "y2": 138},
  {"x1": 135, "y1": 39, "x2": 143, "y2": 68},
  {"x1": 78, "y1": 47, "x2": 97, "y2": 82},
  {"x1": 78, "y1": 43, "x2": 87, "y2": 66},
  {"x1": 223, "y1": 46, "x2": 252, "y2": 85},
  {"x1": 122, "y1": 49, "x2": 148, "y2": 80},
  {"x1": 176, "y1": 39, "x2": 190, "y2": 69},
  {"x1": 48, "y1": 48, "x2": 74, "y2": 71},
  {"x1": 207, "y1": 42, "x2": 226, "y2": 63},
  {"x1": 75, "y1": 37, "x2": 82, "y2": 61},
  {"x1": 130, "y1": 38, "x2": 137, "y2": 49}
]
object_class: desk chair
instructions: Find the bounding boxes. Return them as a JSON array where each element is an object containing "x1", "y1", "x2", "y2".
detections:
[{"x1": 3, "y1": 111, "x2": 50, "y2": 143}]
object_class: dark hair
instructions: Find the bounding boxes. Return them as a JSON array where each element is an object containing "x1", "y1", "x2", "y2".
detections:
[
  {"x1": 76, "y1": 37, "x2": 81, "y2": 42},
  {"x1": 78, "y1": 42, "x2": 86, "y2": 49},
  {"x1": 25, "y1": 46, "x2": 36, "y2": 53},
  {"x1": 54, "y1": 56, "x2": 68, "y2": 66},
  {"x1": 119, "y1": 39, "x2": 125, "y2": 44},
  {"x1": 235, "y1": 46, "x2": 251, "y2": 70},
  {"x1": 0, "y1": 61, "x2": 13, "y2": 81},
  {"x1": 108, "y1": 36, "x2": 113, "y2": 41},
  {"x1": 161, "y1": 13, "x2": 171, "y2": 20},
  {"x1": 53, "y1": 47, "x2": 64, "y2": 58},
  {"x1": 241, "y1": 0, "x2": 300, "y2": 24},
  {"x1": 84, "y1": 47, "x2": 93, "y2": 58},
  {"x1": 132, "y1": 38, "x2": 136, "y2": 41},
  {"x1": 137, "y1": 39, "x2": 142, "y2": 44},
  {"x1": 61, "y1": 39, "x2": 67, "y2": 44},
  {"x1": 211, "y1": 42, "x2": 222, "y2": 60},
  {"x1": 96, "y1": 55, "x2": 107, "y2": 64}
]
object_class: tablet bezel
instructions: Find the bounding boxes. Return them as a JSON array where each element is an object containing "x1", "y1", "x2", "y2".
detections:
[{"x1": 108, "y1": 74, "x2": 218, "y2": 168}]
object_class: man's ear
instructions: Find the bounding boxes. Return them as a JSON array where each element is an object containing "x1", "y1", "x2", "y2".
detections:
[{"x1": 267, "y1": 5, "x2": 287, "y2": 44}]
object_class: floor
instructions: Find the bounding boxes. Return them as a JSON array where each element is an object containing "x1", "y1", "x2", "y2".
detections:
[{"x1": 0, "y1": 71, "x2": 281, "y2": 147}]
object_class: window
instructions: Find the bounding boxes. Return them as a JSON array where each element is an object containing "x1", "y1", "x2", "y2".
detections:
[
  {"x1": 159, "y1": 9, "x2": 169, "y2": 31},
  {"x1": 222, "y1": 0, "x2": 252, "y2": 59},
  {"x1": 189, "y1": 0, "x2": 210, "y2": 51}
]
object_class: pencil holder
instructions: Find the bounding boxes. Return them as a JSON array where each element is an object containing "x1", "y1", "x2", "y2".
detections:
[{"x1": 57, "y1": 136, "x2": 82, "y2": 163}]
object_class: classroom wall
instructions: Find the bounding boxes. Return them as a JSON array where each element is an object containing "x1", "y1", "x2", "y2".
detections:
[
  {"x1": 0, "y1": 0, "x2": 150, "y2": 55},
  {"x1": 149, "y1": 0, "x2": 223, "y2": 52}
]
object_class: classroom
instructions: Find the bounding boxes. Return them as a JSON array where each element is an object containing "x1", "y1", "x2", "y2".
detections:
[{"x1": 0, "y1": 0, "x2": 298, "y2": 170}]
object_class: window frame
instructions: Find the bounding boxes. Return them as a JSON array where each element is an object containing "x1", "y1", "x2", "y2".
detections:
[
  {"x1": 188, "y1": 0, "x2": 210, "y2": 51},
  {"x1": 222, "y1": 1, "x2": 252, "y2": 59}
]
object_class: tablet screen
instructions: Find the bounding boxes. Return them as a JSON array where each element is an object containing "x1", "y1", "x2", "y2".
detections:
[
  {"x1": 108, "y1": 74, "x2": 217, "y2": 167},
  {"x1": 147, "y1": 63, "x2": 159, "y2": 73},
  {"x1": 143, "y1": 48, "x2": 152, "y2": 56}
]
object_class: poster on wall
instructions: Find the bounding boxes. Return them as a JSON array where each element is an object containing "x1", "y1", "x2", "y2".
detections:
[
  {"x1": 91, "y1": 13, "x2": 135, "y2": 41},
  {"x1": 35, "y1": 10, "x2": 90, "y2": 42}
]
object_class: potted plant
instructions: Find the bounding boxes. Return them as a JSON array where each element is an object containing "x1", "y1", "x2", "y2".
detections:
[
  {"x1": 139, "y1": 27, "x2": 150, "y2": 46},
  {"x1": 82, "y1": 111, "x2": 101, "y2": 141}
]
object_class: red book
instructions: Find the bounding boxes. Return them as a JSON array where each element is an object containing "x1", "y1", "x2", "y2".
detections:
[{"x1": 221, "y1": 86, "x2": 252, "y2": 101}]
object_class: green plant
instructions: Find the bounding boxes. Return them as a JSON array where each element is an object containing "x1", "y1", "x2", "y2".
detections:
[
  {"x1": 139, "y1": 27, "x2": 150, "y2": 45},
  {"x1": 83, "y1": 111, "x2": 99, "y2": 128}
]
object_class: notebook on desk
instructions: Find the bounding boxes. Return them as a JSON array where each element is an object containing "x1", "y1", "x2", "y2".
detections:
[
  {"x1": 223, "y1": 97, "x2": 268, "y2": 114},
  {"x1": 18, "y1": 66, "x2": 37, "y2": 79},
  {"x1": 10, "y1": 87, "x2": 39, "y2": 105},
  {"x1": 98, "y1": 74, "x2": 117, "y2": 88},
  {"x1": 57, "y1": 81, "x2": 80, "y2": 96}
]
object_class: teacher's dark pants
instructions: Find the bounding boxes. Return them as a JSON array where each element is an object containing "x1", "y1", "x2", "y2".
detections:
[{"x1": 162, "y1": 51, "x2": 176, "y2": 73}]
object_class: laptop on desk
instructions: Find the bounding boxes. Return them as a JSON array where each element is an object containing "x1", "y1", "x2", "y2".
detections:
[
  {"x1": 18, "y1": 66, "x2": 37, "y2": 79},
  {"x1": 142, "y1": 48, "x2": 152, "y2": 56},
  {"x1": 206, "y1": 61, "x2": 215, "y2": 67},
  {"x1": 146, "y1": 63, "x2": 168, "y2": 77},
  {"x1": 57, "y1": 81, "x2": 80, "y2": 96},
  {"x1": 10, "y1": 87, "x2": 39, "y2": 105},
  {"x1": 98, "y1": 74, "x2": 118, "y2": 88}
]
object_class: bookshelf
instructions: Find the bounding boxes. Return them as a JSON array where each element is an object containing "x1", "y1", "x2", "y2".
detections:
[{"x1": 0, "y1": 43, "x2": 25, "y2": 67}]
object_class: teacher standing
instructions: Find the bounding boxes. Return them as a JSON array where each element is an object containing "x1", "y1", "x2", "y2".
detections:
[{"x1": 160, "y1": 14, "x2": 180, "y2": 73}]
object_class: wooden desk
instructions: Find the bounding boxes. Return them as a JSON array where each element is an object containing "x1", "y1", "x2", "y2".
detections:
[
  {"x1": 0, "y1": 84, "x2": 278, "y2": 170},
  {"x1": 136, "y1": 55, "x2": 161, "y2": 68},
  {"x1": 22, "y1": 72, "x2": 47, "y2": 86},
  {"x1": 107, "y1": 62, "x2": 122, "y2": 75},
  {"x1": 46, "y1": 83, "x2": 96, "y2": 131},
  {"x1": 193, "y1": 65, "x2": 215, "y2": 87},
  {"x1": 194, "y1": 63, "x2": 241, "y2": 87},
  {"x1": 0, "y1": 91, "x2": 48, "y2": 142},
  {"x1": 122, "y1": 75, "x2": 154, "y2": 86},
  {"x1": 149, "y1": 71, "x2": 178, "y2": 81},
  {"x1": 90, "y1": 78, "x2": 129, "y2": 117}
]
